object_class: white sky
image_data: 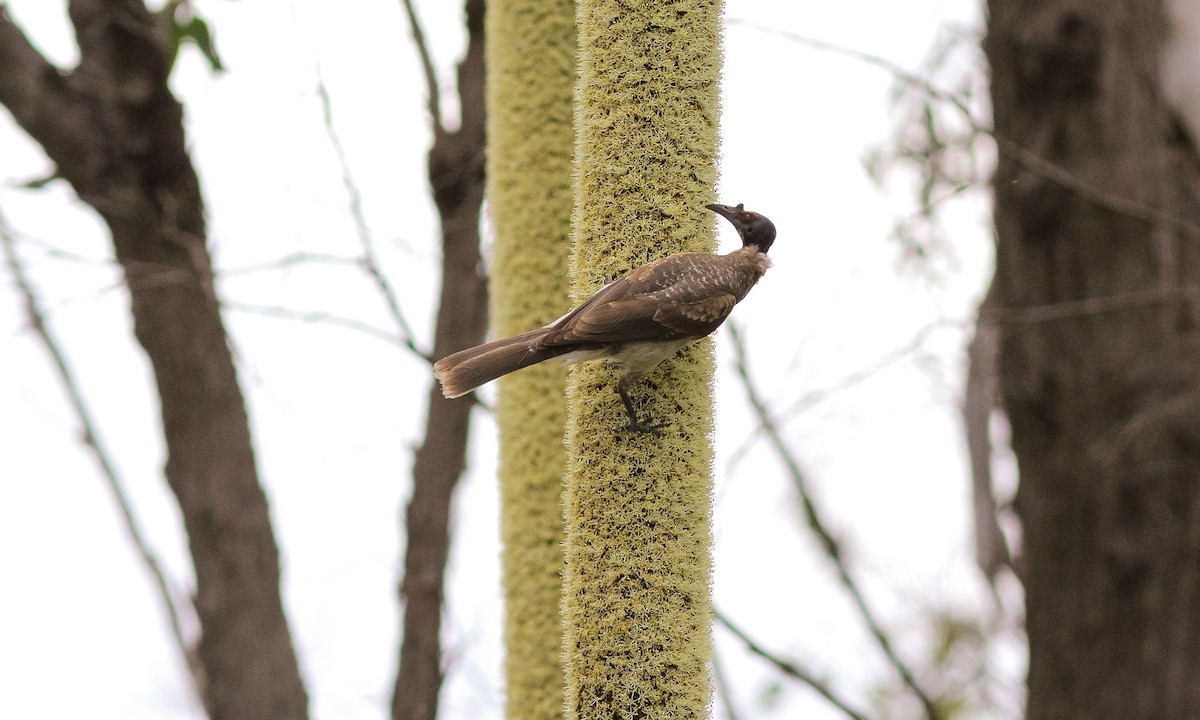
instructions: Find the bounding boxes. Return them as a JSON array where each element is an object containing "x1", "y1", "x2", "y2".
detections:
[{"x1": 0, "y1": 1, "x2": 1019, "y2": 719}]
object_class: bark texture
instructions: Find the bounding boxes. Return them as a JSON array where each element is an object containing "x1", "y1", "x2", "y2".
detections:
[
  {"x1": 0, "y1": 4, "x2": 307, "y2": 720},
  {"x1": 963, "y1": 281, "x2": 1011, "y2": 582},
  {"x1": 986, "y1": 2, "x2": 1200, "y2": 718},
  {"x1": 391, "y1": 0, "x2": 488, "y2": 718}
]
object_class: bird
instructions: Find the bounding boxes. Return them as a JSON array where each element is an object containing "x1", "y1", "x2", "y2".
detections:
[{"x1": 434, "y1": 202, "x2": 776, "y2": 433}]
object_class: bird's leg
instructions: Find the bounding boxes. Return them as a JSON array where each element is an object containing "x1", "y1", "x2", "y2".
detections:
[{"x1": 616, "y1": 377, "x2": 664, "y2": 435}]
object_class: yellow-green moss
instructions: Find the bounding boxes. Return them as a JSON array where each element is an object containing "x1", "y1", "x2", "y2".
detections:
[
  {"x1": 487, "y1": 1, "x2": 576, "y2": 718},
  {"x1": 563, "y1": 1, "x2": 722, "y2": 718}
]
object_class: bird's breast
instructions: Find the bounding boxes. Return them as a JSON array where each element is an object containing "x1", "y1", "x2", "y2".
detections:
[
  {"x1": 607, "y1": 340, "x2": 691, "y2": 375},
  {"x1": 552, "y1": 339, "x2": 688, "y2": 376}
]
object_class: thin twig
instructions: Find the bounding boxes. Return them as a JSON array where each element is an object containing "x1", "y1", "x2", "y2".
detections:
[
  {"x1": 314, "y1": 65, "x2": 426, "y2": 360},
  {"x1": 728, "y1": 322, "x2": 943, "y2": 720},
  {"x1": 711, "y1": 638, "x2": 744, "y2": 720},
  {"x1": 727, "y1": 18, "x2": 1200, "y2": 237},
  {"x1": 0, "y1": 215, "x2": 204, "y2": 706},
  {"x1": 780, "y1": 321, "x2": 948, "y2": 420},
  {"x1": 398, "y1": 0, "x2": 444, "y2": 132},
  {"x1": 222, "y1": 299, "x2": 422, "y2": 354},
  {"x1": 715, "y1": 609, "x2": 872, "y2": 720},
  {"x1": 220, "y1": 250, "x2": 362, "y2": 276},
  {"x1": 1, "y1": 227, "x2": 113, "y2": 266},
  {"x1": 984, "y1": 285, "x2": 1200, "y2": 324},
  {"x1": 225, "y1": 300, "x2": 495, "y2": 413},
  {"x1": 727, "y1": 319, "x2": 956, "y2": 470}
]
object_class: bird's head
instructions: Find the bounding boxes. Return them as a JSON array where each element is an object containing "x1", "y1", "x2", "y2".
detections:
[{"x1": 706, "y1": 203, "x2": 776, "y2": 253}]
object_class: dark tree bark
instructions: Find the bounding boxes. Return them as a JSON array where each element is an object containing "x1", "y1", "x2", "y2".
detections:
[
  {"x1": 0, "y1": 4, "x2": 308, "y2": 720},
  {"x1": 986, "y1": 2, "x2": 1200, "y2": 719},
  {"x1": 391, "y1": 1, "x2": 488, "y2": 718},
  {"x1": 964, "y1": 281, "x2": 1011, "y2": 584}
]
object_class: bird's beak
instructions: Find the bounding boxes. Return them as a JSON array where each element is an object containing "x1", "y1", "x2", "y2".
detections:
[{"x1": 706, "y1": 202, "x2": 747, "y2": 230}]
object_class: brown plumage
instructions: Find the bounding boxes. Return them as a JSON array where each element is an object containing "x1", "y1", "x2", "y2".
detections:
[{"x1": 434, "y1": 202, "x2": 776, "y2": 432}]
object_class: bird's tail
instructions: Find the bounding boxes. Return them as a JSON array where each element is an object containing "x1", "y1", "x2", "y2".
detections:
[{"x1": 434, "y1": 328, "x2": 564, "y2": 398}]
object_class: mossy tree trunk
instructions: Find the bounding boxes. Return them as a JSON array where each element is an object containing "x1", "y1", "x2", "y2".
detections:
[
  {"x1": 486, "y1": 0, "x2": 576, "y2": 718},
  {"x1": 563, "y1": 1, "x2": 723, "y2": 718}
]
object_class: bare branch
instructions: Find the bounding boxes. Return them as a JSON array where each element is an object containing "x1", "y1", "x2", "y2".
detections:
[
  {"x1": 0, "y1": 224, "x2": 114, "y2": 266},
  {"x1": 398, "y1": 0, "x2": 444, "y2": 132},
  {"x1": 715, "y1": 609, "x2": 872, "y2": 720},
  {"x1": 711, "y1": 640, "x2": 744, "y2": 720},
  {"x1": 313, "y1": 65, "x2": 426, "y2": 362},
  {"x1": 0, "y1": 213, "x2": 206, "y2": 709},
  {"x1": 222, "y1": 300, "x2": 418, "y2": 352},
  {"x1": 780, "y1": 320, "x2": 950, "y2": 420},
  {"x1": 984, "y1": 285, "x2": 1200, "y2": 324},
  {"x1": 220, "y1": 251, "x2": 362, "y2": 277},
  {"x1": 727, "y1": 322, "x2": 944, "y2": 720},
  {"x1": 727, "y1": 319, "x2": 955, "y2": 470},
  {"x1": 0, "y1": 7, "x2": 91, "y2": 170},
  {"x1": 391, "y1": 0, "x2": 488, "y2": 717},
  {"x1": 1099, "y1": 388, "x2": 1200, "y2": 467},
  {"x1": 728, "y1": 18, "x2": 1200, "y2": 237}
]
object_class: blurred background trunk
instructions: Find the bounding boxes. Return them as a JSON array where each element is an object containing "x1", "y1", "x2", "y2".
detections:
[{"x1": 986, "y1": 2, "x2": 1200, "y2": 718}]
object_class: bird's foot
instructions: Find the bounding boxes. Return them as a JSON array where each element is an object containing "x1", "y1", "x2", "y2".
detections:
[
  {"x1": 617, "y1": 386, "x2": 665, "y2": 435},
  {"x1": 621, "y1": 416, "x2": 665, "y2": 435}
]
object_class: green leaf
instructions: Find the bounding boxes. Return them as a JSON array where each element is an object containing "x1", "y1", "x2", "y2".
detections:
[
  {"x1": 162, "y1": 6, "x2": 226, "y2": 76},
  {"x1": 181, "y1": 16, "x2": 226, "y2": 74}
]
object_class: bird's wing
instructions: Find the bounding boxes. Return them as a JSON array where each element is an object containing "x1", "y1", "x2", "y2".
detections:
[
  {"x1": 652, "y1": 293, "x2": 737, "y2": 330},
  {"x1": 543, "y1": 254, "x2": 739, "y2": 345}
]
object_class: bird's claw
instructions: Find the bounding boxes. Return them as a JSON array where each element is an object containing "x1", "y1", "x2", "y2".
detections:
[
  {"x1": 616, "y1": 386, "x2": 665, "y2": 435},
  {"x1": 620, "y1": 417, "x2": 666, "y2": 435}
]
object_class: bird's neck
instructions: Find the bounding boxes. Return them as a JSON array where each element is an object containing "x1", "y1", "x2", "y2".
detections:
[{"x1": 724, "y1": 243, "x2": 772, "y2": 278}]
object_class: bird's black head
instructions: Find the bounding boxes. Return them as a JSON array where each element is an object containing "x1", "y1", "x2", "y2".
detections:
[{"x1": 706, "y1": 202, "x2": 776, "y2": 253}]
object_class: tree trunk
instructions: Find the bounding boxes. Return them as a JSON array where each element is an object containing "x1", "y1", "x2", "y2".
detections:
[
  {"x1": 986, "y1": 2, "x2": 1200, "y2": 718},
  {"x1": 391, "y1": 1, "x2": 488, "y2": 718},
  {"x1": 0, "y1": 4, "x2": 308, "y2": 719}
]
